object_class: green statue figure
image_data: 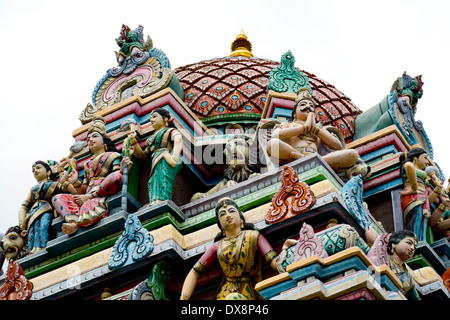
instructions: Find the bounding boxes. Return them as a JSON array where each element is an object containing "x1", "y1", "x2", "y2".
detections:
[{"x1": 127, "y1": 108, "x2": 183, "y2": 205}]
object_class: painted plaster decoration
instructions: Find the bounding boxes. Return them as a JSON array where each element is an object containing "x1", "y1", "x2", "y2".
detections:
[
  {"x1": 0, "y1": 226, "x2": 33, "y2": 300},
  {"x1": 180, "y1": 197, "x2": 283, "y2": 300},
  {"x1": 175, "y1": 42, "x2": 362, "y2": 141},
  {"x1": 79, "y1": 24, "x2": 183, "y2": 124},
  {"x1": 18, "y1": 161, "x2": 63, "y2": 253},
  {"x1": 366, "y1": 229, "x2": 420, "y2": 299},
  {"x1": 424, "y1": 166, "x2": 450, "y2": 239},
  {"x1": 128, "y1": 261, "x2": 170, "y2": 300},
  {"x1": 398, "y1": 147, "x2": 439, "y2": 242},
  {"x1": 190, "y1": 135, "x2": 261, "y2": 202},
  {"x1": 265, "y1": 166, "x2": 315, "y2": 224},
  {"x1": 127, "y1": 108, "x2": 182, "y2": 206},
  {"x1": 268, "y1": 50, "x2": 310, "y2": 95},
  {"x1": 265, "y1": 87, "x2": 366, "y2": 178},
  {"x1": 108, "y1": 214, "x2": 154, "y2": 270},
  {"x1": 354, "y1": 72, "x2": 433, "y2": 158},
  {"x1": 52, "y1": 116, "x2": 124, "y2": 235},
  {"x1": 292, "y1": 223, "x2": 328, "y2": 262},
  {"x1": 340, "y1": 174, "x2": 372, "y2": 229},
  {"x1": 277, "y1": 223, "x2": 369, "y2": 272}
]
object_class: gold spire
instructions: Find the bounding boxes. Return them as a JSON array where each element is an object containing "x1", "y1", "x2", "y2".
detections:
[{"x1": 230, "y1": 29, "x2": 253, "y2": 57}]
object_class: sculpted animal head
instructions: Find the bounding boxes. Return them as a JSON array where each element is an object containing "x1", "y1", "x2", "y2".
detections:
[
  {"x1": 345, "y1": 157, "x2": 371, "y2": 181},
  {"x1": 223, "y1": 135, "x2": 261, "y2": 182},
  {"x1": 391, "y1": 72, "x2": 424, "y2": 108},
  {"x1": 0, "y1": 226, "x2": 29, "y2": 261}
]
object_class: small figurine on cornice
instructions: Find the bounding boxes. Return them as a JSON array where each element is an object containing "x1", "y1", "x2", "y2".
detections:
[
  {"x1": 126, "y1": 108, "x2": 183, "y2": 206},
  {"x1": 366, "y1": 228, "x2": 420, "y2": 299},
  {"x1": 52, "y1": 116, "x2": 128, "y2": 235},
  {"x1": 398, "y1": 147, "x2": 446, "y2": 242},
  {"x1": 265, "y1": 87, "x2": 370, "y2": 179},
  {"x1": 18, "y1": 160, "x2": 63, "y2": 253}
]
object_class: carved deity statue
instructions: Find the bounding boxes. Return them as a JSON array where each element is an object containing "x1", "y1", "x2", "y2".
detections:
[
  {"x1": 180, "y1": 197, "x2": 293, "y2": 300},
  {"x1": 398, "y1": 147, "x2": 450, "y2": 241},
  {"x1": 18, "y1": 161, "x2": 63, "y2": 253},
  {"x1": 127, "y1": 108, "x2": 183, "y2": 206},
  {"x1": 266, "y1": 88, "x2": 366, "y2": 178},
  {"x1": 52, "y1": 116, "x2": 124, "y2": 235},
  {"x1": 366, "y1": 228, "x2": 419, "y2": 299}
]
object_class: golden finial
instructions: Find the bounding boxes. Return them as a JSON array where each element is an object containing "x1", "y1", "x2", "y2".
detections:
[{"x1": 230, "y1": 29, "x2": 253, "y2": 57}]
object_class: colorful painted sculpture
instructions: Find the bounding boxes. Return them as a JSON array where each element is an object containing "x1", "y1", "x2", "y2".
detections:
[
  {"x1": 398, "y1": 147, "x2": 436, "y2": 241},
  {"x1": 0, "y1": 226, "x2": 33, "y2": 300},
  {"x1": 180, "y1": 197, "x2": 281, "y2": 300},
  {"x1": 127, "y1": 108, "x2": 182, "y2": 206},
  {"x1": 265, "y1": 165, "x2": 315, "y2": 224},
  {"x1": 190, "y1": 135, "x2": 261, "y2": 202},
  {"x1": 52, "y1": 116, "x2": 123, "y2": 235},
  {"x1": 266, "y1": 87, "x2": 361, "y2": 176},
  {"x1": 18, "y1": 161, "x2": 63, "y2": 253},
  {"x1": 366, "y1": 228, "x2": 419, "y2": 299}
]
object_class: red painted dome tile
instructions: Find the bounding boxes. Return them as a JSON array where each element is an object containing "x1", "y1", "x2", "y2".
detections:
[
  {"x1": 222, "y1": 74, "x2": 247, "y2": 87},
  {"x1": 192, "y1": 76, "x2": 219, "y2": 91},
  {"x1": 191, "y1": 95, "x2": 219, "y2": 117},
  {"x1": 250, "y1": 76, "x2": 269, "y2": 87},
  {"x1": 312, "y1": 90, "x2": 330, "y2": 104},
  {"x1": 205, "y1": 82, "x2": 233, "y2": 100},
  {"x1": 237, "y1": 68, "x2": 261, "y2": 79},
  {"x1": 315, "y1": 106, "x2": 332, "y2": 124},
  {"x1": 237, "y1": 82, "x2": 264, "y2": 98},
  {"x1": 180, "y1": 72, "x2": 204, "y2": 84},
  {"x1": 332, "y1": 118, "x2": 352, "y2": 138},
  {"x1": 208, "y1": 68, "x2": 233, "y2": 79},
  {"x1": 331, "y1": 101, "x2": 351, "y2": 116},
  {"x1": 183, "y1": 87, "x2": 202, "y2": 107},
  {"x1": 222, "y1": 90, "x2": 246, "y2": 110}
]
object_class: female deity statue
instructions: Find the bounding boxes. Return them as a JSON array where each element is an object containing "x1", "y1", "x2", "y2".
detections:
[
  {"x1": 18, "y1": 161, "x2": 62, "y2": 253},
  {"x1": 399, "y1": 147, "x2": 438, "y2": 241},
  {"x1": 126, "y1": 108, "x2": 182, "y2": 205},
  {"x1": 180, "y1": 197, "x2": 281, "y2": 300},
  {"x1": 366, "y1": 228, "x2": 419, "y2": 299},
  {"x1": 52, "y1": 116, "x2": 125, "y2": 235}
]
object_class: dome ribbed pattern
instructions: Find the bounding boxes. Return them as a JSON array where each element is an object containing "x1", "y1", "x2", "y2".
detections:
[{"x1": 174, "y1": 56, "x2": 362, "y2": 139}]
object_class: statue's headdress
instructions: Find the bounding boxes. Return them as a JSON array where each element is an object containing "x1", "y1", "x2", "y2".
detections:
[
  {"x1": 88, "y1": 115, "x2": 107, "y2": 136},
  {"x1": 295, "y1": 87, "x2": 314, "y2": 104}
]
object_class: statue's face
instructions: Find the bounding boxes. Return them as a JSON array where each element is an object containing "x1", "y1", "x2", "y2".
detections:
[
  {"x1": 218, "y1": 203, "x2": 242, "y2": 233},
  {"x1": 224, "y1": 138, "x2": 249, "y2": 169},
  {"x1": 295, "y1": 99, "x2": 315, "y2": 120},
  {"x1": 392, "y1": 236, "x2": 417, "y2": 262},
  {"x1": 87, "y1": 131, "x2": 105, "y2": 154},
  {"x1": 414, "y1": 153, "x2": 428, "y2": 170},
  {"x1": 32, "y1": 163, "x2": 48, "y2": 182},
  {"x1": 150, "y1": 112, "x2": 167, "y2": 131},
  {"x1": 0, "y1": 231, "x2": 25, "y2": 260}
]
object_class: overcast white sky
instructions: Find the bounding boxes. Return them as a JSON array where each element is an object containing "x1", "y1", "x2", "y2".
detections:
[{"x1": 0, "y1": 0, "x2": 449, "y2": 237}]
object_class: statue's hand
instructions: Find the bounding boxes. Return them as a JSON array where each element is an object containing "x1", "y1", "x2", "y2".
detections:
[{"x1": 162, "y1": 151, "x2": 179, "y2": 167}]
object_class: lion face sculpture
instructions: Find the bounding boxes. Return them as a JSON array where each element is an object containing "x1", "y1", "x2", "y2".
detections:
[
  {"x1": 0, "y1": 226, "x2": 29, "y2": 261},
  {"x1": 223, "y1": 136, "x2": 261, "y2": 182}
]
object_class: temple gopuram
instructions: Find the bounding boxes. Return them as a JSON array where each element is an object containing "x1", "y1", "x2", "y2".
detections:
[{"x1": 1, "y1": 24, "x2": 449, "y2": 304}]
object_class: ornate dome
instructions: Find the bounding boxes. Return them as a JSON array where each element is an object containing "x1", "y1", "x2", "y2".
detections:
[{"x1": 174, "y1": 31, "x2": 362, "y2": 139}]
